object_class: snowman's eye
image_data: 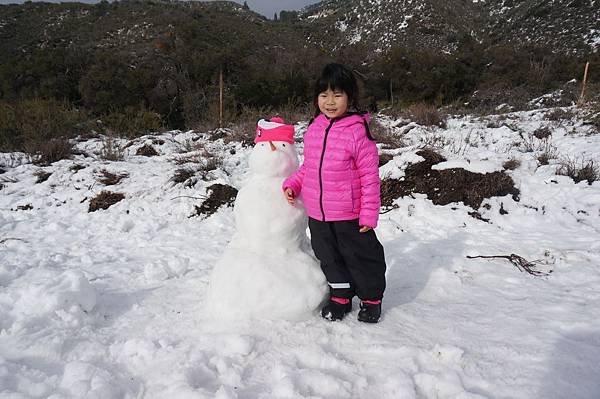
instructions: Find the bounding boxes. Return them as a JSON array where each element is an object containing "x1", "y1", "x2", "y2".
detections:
[{"x1": 282, "y1": 144, "x2": 286, "y2": 147}]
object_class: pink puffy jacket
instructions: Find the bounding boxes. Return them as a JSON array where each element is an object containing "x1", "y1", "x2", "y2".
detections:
[{"x1": 283, "y1": 112, "x2": 381, "y2": 228}]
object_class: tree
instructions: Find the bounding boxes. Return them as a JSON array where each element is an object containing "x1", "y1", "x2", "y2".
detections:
[
  {"x1": 274, "y1": 12, "x2": 278, "y2": 21},
  {"x1": 280, "y1": 10, "x2": 298, "y2": 22}
]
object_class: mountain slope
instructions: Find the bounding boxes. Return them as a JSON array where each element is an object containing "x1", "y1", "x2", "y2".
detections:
[{"x1": 300, "y1": 0, "x2": 600, "y2": 55}]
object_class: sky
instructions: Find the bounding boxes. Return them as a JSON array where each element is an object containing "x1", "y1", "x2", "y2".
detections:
[{"x1": 0, "y1": 0, "x2": 320, "y2": 18}]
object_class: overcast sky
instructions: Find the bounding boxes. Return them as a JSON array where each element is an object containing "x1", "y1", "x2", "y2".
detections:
[{"x1": 0, "y1": 0, "x2": 320, "y2": 18}]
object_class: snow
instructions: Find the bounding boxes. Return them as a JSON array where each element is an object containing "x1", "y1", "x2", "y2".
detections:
[
  {"x1": 1, "y1": 107, "x2": 600, "y2": 398},
  {"x1": 432, "y1": 160, "x2": 503, "y2": 174}
]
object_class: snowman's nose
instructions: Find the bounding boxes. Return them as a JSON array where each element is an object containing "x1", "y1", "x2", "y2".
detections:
[{"x1": 269, "y1": 141, "x2": 276, "y2": 151}]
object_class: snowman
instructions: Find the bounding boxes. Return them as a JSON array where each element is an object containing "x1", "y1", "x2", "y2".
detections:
[{"x1": 206, "y1": 118, "x2": 327, "y2": 320}]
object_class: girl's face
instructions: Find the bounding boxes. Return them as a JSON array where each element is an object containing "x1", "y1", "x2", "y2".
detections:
[{"x1": 318, "y1": 88, "x2": 349, "y2": 119}]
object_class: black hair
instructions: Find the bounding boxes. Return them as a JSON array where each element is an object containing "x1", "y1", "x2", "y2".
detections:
[{"x1": 313, "y1": 63, "x2": 360, "y2": 117}]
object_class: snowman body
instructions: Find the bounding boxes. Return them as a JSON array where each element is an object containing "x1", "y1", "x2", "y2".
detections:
[{"x1": 206, "y1": 139, "x2": 327, "y2": 320}]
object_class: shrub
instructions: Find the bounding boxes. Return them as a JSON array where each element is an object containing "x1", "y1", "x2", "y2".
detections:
[
  {"x1": 533, "y1": 127, "x2": 552, "y2": 140},
  {"x1": 100, "y1": 135, "x2": 125, "y2": 161},
  {"x1": 406, "y1": 103, "x2": 447, "y2": 128},
  {"x1": 171, "y1": 168, "x2": 196, "y2": 184},
  {"x1": 30, "y1": 137, "x2": 74, "y2": 166},
  {"x1": 0, "y1": 99, "x2": 85, "y2": 153},
  {"x1": 557, "y1": 158, "x2": 599, "y2": 184},
  {"x1": 503, "y1": 158, "x2": 521, "y2": 170},
  {"x1": 370, "y1": 119, "x2": 404, "y2": 149},
  {"x1": 546, "y1": 108, "x2": 575, "y2": 121},
  {"x1": 102, "y1": 105, "x2": 163, "y2": 138}
]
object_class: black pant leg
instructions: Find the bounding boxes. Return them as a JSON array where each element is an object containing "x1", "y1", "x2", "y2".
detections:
[
  {"x1": 333, "y1": 219, "x2": 387, "y2": 301},
  {"x1": 308, "y1": 217, "x2": 355, "y2": 298}
]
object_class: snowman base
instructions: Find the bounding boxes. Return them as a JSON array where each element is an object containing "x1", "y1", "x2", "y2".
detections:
[{"x1": 206, "y1": 247, "x2": 327, "y2": 321}]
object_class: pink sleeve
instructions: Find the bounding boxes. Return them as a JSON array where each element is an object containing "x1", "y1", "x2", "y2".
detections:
[
  {"x1": 282, "y1": 162, "x2": 306, "y2": 196},
  {"x1": 353, "y1": 128, "x2": 380, "y2": 228}
]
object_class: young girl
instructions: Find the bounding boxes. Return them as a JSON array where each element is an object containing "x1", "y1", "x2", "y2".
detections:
[{"x1": 282, "y1": 63, "x2": 386, "y2": 323}]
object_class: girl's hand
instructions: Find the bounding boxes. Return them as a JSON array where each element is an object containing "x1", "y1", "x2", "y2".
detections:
[
  {"x1": 359, "y1": 226, "x2": 371, "y2": 233},
  {"x1": 284, "y1": 188, "x2": 295, "y2": 205}
]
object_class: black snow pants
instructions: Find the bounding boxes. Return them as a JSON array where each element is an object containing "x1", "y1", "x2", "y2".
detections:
[{"x1": 308, "y1": 217, "x2": 386, "y2": 301}]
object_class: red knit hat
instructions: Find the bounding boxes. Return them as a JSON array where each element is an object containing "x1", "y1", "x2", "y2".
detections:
[{"x1": 255, "y1": 118, "x2": 295, "y2": 144}]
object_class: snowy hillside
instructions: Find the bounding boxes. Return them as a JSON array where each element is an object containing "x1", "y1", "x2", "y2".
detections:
[
  {"x1": 1, "y1": 107, "x2": 600, "y2": 398},
  {"x1": 301, "y1": 0, "x2": 600, "y2": 54}
]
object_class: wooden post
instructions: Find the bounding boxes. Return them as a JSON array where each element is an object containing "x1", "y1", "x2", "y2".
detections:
[
  {"x1": 390, "y1": 79, "x2": 393, "y2": 107},
  {"x1": 219, "y1": 67, "x2": 224, "y2": 128},
  {"x1": 578, "y1": 61, "x2": 590, "y2": 106}
]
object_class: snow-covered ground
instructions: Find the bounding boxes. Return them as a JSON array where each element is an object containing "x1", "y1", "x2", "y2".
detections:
[{"x1": 1, "y1": 107, "x2": 599, "y2": 398}]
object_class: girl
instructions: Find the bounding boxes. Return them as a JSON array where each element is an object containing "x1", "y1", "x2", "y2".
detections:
[{"x1": 282, "y1": 63, "x2": 386, "y2": 323}]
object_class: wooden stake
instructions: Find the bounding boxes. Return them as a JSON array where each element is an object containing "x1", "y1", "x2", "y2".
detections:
[
  {"x1": 579, "y1": 61, "x2": 590, "y2": 106},
  {"x1": 219, "y1": 67, "x2": 224, "y2": 128},
  {"x1": 390, "y1": 79, "x2": 394, "y2": 107}
]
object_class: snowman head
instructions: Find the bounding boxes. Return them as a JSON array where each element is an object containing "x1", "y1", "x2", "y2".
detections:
[{"x1": 249, "y1": 118, "x2": 298, "y2": 178}]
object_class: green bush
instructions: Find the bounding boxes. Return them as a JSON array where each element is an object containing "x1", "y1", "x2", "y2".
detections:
[
  {"x1": 102, "y1": 105, "x2": 163, "y2": 138},
  {"x1": 0, "y1": 98, "x2": 86, "y2": 152},
  {"x1": 79, "y1": 52, "x2": 151, "y2": 115}
]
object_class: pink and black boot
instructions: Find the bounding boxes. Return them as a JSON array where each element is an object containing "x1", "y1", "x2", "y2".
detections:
[
  {"x1": 358, "y1": 299, "x2": 381, "y2": 323},
  {"x1": 321, "y1": 297, "x2": 352, "y2": 321}
]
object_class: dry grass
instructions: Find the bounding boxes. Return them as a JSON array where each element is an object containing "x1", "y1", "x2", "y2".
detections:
[
  {"x1": 557, "y1": 158, "x2": 599, "y2": 185},
  {"x1": 171, "y1": 168, "x2": 196, "y2": 184},
  {"x1": 545, "y1": 108, "x2": 575, "y2": 121},
  {"x1": 406, "y1": 103, "x2": 447, "y2": 128},
  {"x1": 29, "y1": 138, "x2": 73, "y2": 166},
  {"x1": 100, "y1": 135, "x2": 124, "y2": 161},
  {"x1": 136, "y1": 144, "x2": 159, "y2": 156},
  {"x1": 503, "y1": 158, "x2": 521, "y2": 170},
  {"x1": 172, "y1": 154, "x2": 202, "y2": 165},
  {"x1": 96, "y1": 169, "x2": 129, "y2": 185},
  {"x1": 533, "y1": 126, "x2": 552, "y2": 140},
  {"x1": 89, "y1": 191, "x2": 125, "y2": 212},
  {"x1": 370, "y1": 119, "x2": 404, "y2": 149}
]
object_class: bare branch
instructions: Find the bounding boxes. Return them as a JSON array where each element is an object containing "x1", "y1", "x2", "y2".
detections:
[{"x1": 467, "y1": 254, "x2": 552, "y2": 276}]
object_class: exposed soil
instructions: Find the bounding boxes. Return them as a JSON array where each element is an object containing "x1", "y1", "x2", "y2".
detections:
[
  {"x1": 191, "y1": 183, "x2": 238, "y2": 218},
  {"x1": 89, "y1": 191, "x2": 125, "y2": 212},
  {"x1": 381, "y1": 149, "x2": 520, "y2": 211}
]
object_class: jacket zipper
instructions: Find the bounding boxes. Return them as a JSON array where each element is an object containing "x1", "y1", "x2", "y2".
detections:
[{"x1": 318, "y1": 118, "x2": 336, "y2": 221}]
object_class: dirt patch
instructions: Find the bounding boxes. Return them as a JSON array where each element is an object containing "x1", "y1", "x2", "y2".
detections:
[
  {"x1": 381, "y1": 149, "x2": 520, "y2": 211},
  {"x1": 191, "y1": 183, "x2": 238, "y2": 218},
  {"x1": 136, "y1": 144, "x2": 158, "y2": 156},
  {"x1": 89, "y1": 191, "x2": 125, "y2": 212}
]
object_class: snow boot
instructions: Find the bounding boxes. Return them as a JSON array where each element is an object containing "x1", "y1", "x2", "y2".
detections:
[
  {"x1": 321, "y1": 297, "x2": 352, "y2": 321},
  {"x1": 357, "y1": 300, "x2": 381, "y2": 323}
]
